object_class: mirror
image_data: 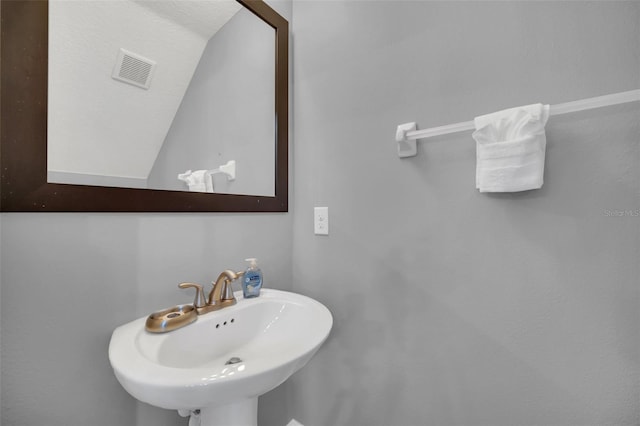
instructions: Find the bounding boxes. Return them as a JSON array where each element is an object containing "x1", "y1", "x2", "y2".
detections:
[
  {"x1": 0, "y1": 0, "x2": 288, "y2": 212},
  {"x1": 48, "y1": 0, "x2": 275, "y2": 197}
]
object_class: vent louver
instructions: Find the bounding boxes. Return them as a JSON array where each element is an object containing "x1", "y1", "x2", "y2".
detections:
[{"x1": 112, "y1": 49, "x2": 156, "y2": 89}]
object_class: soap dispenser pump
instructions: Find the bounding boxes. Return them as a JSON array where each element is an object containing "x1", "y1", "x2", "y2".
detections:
[{"x1": 243, "y1": 258, "x2": 263, "y2": 298}]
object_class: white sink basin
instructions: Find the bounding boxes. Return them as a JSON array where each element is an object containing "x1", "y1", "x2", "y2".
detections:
[{"x1": 109, "y1": 289, "x2": 332, "y2": 425}]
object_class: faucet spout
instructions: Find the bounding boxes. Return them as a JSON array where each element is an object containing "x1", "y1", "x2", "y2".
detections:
[
  {"x1": 207, "y1": 269, "x2": 245, "y2": 308},
  {"x1": 175, "y1": 269, "x2": 245, "y2": 316}
]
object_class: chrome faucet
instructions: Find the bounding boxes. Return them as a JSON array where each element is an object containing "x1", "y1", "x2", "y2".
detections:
[{"x1": 179, "y1": 269, "x2": 245, "y2": 315}]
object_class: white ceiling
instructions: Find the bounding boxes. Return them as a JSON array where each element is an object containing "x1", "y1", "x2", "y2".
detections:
[
  {"x1": 134, "y1": 0, "x2": 242, "y2": 39},
  {"x1": 48, "y1": 0, "x2": 242, "y2": 181}
]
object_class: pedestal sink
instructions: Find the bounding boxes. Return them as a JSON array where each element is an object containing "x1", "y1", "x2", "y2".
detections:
[{"x1": 109, "y1": 289, "x2": 332, "y2": 426}]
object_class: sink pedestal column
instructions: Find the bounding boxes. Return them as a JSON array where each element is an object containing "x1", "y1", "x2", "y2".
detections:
[{"x1": 192, "y1": 398, "x2": 258, "y2": 426}]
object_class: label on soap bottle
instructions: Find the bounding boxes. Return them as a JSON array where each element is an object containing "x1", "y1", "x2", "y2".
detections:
[{"x1": 243, "y1": 269, "x2": 262, "y2": 297}]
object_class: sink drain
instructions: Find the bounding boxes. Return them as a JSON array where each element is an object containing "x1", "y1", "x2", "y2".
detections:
[{"x1": 225, "y1": 357, "x2": 242, "y2": 365}]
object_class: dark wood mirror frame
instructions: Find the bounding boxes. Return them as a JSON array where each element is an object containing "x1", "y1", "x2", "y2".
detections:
[{"x1": 0, "y1": 0, "x2": 288, "y2": 212}]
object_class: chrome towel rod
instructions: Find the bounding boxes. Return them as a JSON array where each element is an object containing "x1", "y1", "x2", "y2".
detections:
[{"x1": 396, "y1": 89, "x2": 640, "y2": 158}]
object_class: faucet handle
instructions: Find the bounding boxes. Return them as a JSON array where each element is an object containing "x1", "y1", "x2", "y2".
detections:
[
  {"x1": 209, "y1": 270, "x2": 245, "y2": 304},
  {"x1": 221, "y1": 271, "x2": 245, "y2": 300},
  {"x1": 178, "y1": 282, "x2": 206, "y2": 308}
]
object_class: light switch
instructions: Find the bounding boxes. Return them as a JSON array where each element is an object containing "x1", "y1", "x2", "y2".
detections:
[{"x1": 314, "y1": 207, "x2": 329, "y2": 235}]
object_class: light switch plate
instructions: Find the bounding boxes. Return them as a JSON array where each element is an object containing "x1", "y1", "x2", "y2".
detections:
[{"x1": 314, "y1": 207, "x2": 329, "y2": 235}]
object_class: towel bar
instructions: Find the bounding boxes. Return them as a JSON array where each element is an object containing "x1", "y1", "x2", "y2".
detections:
[{"x1": 396, "y1": 89, "x2": 640, "y2": 158}]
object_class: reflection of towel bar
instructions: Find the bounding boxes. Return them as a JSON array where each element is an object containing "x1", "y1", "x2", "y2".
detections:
[
  {"x1": 208, "y1": 160, "x2": 236, "y2": 181},
  {"x1": 177, "y1": 160, "x2": 236, "y2": 193},
  {"x1": 396, "y1": 89, "x2": 640, "y2": 158}
]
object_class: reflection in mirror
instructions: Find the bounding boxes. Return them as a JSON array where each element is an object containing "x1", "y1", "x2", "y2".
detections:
[{"x1": 47, "y1": 0, "x2": 275, "y2": 197}]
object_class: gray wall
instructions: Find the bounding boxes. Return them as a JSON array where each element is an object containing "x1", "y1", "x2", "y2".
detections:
[
  {"x1": 286, "y1": 1, "x2": 639, "y2": 426},
  {"x1": 0, "y1": 213, "x2": 293, "y2": 426},
  {"x1": 148, "y1": 7, "x2": 276, "y2": 196}
]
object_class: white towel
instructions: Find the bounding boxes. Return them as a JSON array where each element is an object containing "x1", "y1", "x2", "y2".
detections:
[
  {"x1": 177, "y1": 169, "x2": 214, "y2": 192},
  {"x1": 472, "y1": 103, "x2": 550, "y2": 192}
]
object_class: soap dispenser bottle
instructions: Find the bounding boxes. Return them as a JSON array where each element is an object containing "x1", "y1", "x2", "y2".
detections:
[{"x1": 243, "y1": 258, "x2": 263, "y2": 298}]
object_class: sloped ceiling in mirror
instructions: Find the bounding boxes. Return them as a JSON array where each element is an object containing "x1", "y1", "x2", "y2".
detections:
[{"x1": 47, "y1": 0, "x2": 242, "y2": 182}]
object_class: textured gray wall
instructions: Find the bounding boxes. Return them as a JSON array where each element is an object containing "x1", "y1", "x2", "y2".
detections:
[
  {"x1": 148, "y1": 7, "x2": 276, "y2": 196},
  {"x1": 286, "y1": 1, "x2": 639, "y2": 425},
  {"x1": 0, "y1": 213, "x2": 293, "y2": 426}
]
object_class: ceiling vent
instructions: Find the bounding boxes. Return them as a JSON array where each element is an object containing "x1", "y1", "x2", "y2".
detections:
[{"x1": 112, "y1": 48, "x2": 156, "y2": 90}]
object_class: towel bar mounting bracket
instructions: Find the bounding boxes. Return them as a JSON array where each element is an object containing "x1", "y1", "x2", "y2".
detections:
[{"x1": 396, "y1": 122, "x2": 417, "y2": 158}]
